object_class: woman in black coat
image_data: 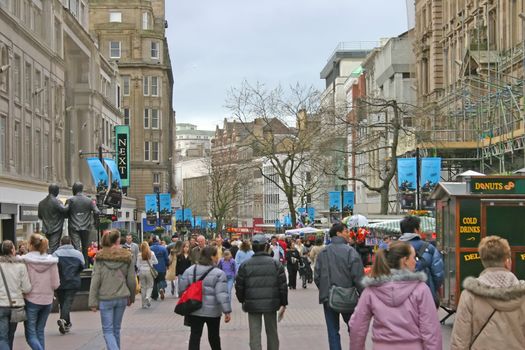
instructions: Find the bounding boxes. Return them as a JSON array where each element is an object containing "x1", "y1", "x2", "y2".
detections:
[
  {"x1": 176, "y1": 241, "x2": 193, "y2": 276},
  {"x1": 286, "y1": 242, "x2": 300, "y2": 290}
]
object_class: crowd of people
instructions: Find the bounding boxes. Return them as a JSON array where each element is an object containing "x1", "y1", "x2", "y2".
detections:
[{"x1": 1, "y1": 215, "x2": 525, "y2": 349}]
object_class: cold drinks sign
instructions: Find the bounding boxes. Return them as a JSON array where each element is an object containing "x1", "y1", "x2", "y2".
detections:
[{"x1": 115, "y1": 125, "x2": 130, "y2": 187}]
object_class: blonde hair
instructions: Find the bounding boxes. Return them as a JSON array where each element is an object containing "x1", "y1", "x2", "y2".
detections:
[
  {"x1": 479, "y1": 235, "x2": 511, "y2": 268},
  {"x1": 29, "y1": 234, "x2": 48, "y2": 255}
]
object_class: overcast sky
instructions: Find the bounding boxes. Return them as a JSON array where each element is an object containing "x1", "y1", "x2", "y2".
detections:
[{"x1": 166, "y1": 1, "x2": 409, "y2": 131}]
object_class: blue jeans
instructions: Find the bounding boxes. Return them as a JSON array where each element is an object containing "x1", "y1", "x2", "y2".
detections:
[
  {"x1": 226, "y1": 276, "x2": 234, "y2": 301},
  {"x1": 0, "y1": 307, "x2": 18, "y2": 350},
  {"x1": 99, "y1": 298, "x2": 127, "y2": 350},
  {"x1": 323, "y1": 303, "x2": 351, "y2": 350},
  {"x1": 24, "y1": 300, "x2": 52, "y2": 350}
]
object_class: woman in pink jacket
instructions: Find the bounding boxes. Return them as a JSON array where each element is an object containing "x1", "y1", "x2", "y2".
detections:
[
  {"x1": 349, "y1": 241, "x2": 442, "y2": 350},
  {"x1": 22, "y1": 234, "x2": 60, "y2": 350}
]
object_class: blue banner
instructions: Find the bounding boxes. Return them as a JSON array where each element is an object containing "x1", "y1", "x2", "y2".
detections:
[
  {"x1": 184, "y1": 208, "x2": 192, "y2": 219},
  {"x1": 159, "y1": 194, "x2": 171, "y2": 214},
  {"x1": 283, "y1": 215, "x2": 292, "y2": 227},
  {"x1": 421, "y1": 157, "x2": 441, "y2": 210},
  {"x1": 175, "y1": 209, "x2": 183, "y2": 221},
  {"x1": 103, "y1": 158, "x2": 121, "y2": 187},
  {"x1": 86, "y1": 158, "x2": 108, "y2": 188},
  {"x1": 342, "y1": 191, "x2": 355, "y2": 210},
  {"x1": 145, "y1": 194, "x2": 158, "y2": 224},
  {"x1": 307, "y1": 207, "x2": 315, "y2": 221},
  {"x1": 420, "y1": 158, "x2": 441, "y2": 193},
  {"x1": 397, "y1": 158, "x2": 417, "y2": 192},
  {"x1": 329, "y1": 191, "x2": 341, "y2": 212},
  {"x1": 194, "y1": 216, "x2": 202, "y2": 228}
]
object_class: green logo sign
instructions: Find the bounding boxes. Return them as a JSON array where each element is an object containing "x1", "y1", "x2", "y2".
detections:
[
  {"x1": 115, "y1": 125, "x2": 130, "y2": 187},
  {"x1": 469, "y1": 177, "x2": 525, "y2": 194}
]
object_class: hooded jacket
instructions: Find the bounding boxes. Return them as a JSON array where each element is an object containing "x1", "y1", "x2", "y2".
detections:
[
  {"x1": 22, "y1": 252, "x2": 60, "y2": 305},
  {"x1": 235, "y1": 251, "x2": 288, "y2": 313},
  {"x1": 399, "y1": 233, "x2": 444, "y2": 303},
  {"x1": 0, "y1": 256, "x2": 32, "y2": 307},
  {"x1": 178, "y1": 264, "x2": 232, "y2": 318},
  {"x1": 88, "y1": 247, "x2": 136, "y2": 308},
  {"x1": 450, "y1": 267, "x2": 525, "y2": 350},
  {"x1": 53, "y1": 244, "x2": 85, "y2": 290},
  {"x1": 349, "y1": 269, "x2": 442, "y2": 350}
]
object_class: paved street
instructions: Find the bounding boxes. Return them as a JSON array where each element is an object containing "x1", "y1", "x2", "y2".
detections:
[{"x1": 13, "y1": 283, "x2": 453, "y2": 350}]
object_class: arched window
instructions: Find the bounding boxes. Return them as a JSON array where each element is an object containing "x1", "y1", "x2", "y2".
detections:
[{"x1": 0, "y1": 45, "x2": 8, "y2": 90}]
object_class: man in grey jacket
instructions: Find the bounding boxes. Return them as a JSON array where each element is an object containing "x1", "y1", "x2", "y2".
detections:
[
  {"x1": 314, "y1": 223, "x2": 364, "y2": 350},
  {"x1": 38, "y1": 184, "x2": 68, "y2": 254},
  {"x1": 66, "y1": 182, "x2": 100, "y2": 266}
]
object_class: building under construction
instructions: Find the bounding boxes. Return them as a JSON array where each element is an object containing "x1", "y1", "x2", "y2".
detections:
[{"x1": 414, "y1": 0, "x2": 525, "y2": 176}]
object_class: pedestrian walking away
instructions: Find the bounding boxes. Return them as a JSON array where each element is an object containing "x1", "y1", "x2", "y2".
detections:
[
  {"x1": 178, "y1": 246, "x2": 232, "y2": 350},
  {"x1": 451, "y1": 235, "x2": 525, "y2": 350},
  {"x1": 286, "y1": 242, "x2": 300, "y2": 290},
  {"x1": 52, "y1": 236, "x2": 85, "y2": 335},
  {"x1": 166, "y1": 240, "x2": 182, "y2": 297},
  {"x1": 0, "y1": 240, "x2": 32, "y2": 350},
  {"x1": 88, "y1": 230, "x2": 136, "y2": 350},
  {"x1": 314, "y1": 223, "x2": 364, "y2": 350},
  {"x1": 398, "y1": 215, "x2": 444, "y2": 307},
  {"x1": 150, "y1": 235, "x2": 169, "y2": 301},
  {"x1": 235, "y1": 234, "x2": 288, "y2": 350},
  {"x1": 136, "y1": 242, "x2": 158, "y2": 308},
  {"x1": 349, "y1": 241, "x2": 442, "y2": 350},
  {"x1": 21, "y1": 234, "x2": 60, "y2": 350}
]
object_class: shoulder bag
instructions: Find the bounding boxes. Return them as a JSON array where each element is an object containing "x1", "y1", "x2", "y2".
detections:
[
  {"x1": 469, "y1": 309, "x2": 496, "y2": 349},
  {"x1": 0, "y1": 263, "x2": 26, "y2": 323},
  {"x1": 146, "y1": 258, "x2": 159, "y2": 279},
  {"x1": 175, "y1": 266, "x2": 215, "y2": 316},
  {"x1": 327, "y1": 248, "x2": 359, "y2": 314}
]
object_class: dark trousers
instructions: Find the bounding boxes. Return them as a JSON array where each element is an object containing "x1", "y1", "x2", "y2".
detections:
[
  {"x1": 69, "y1": 228, "x2": 90, "y2": 266},
  {"x1": 188, "y1": 315, "x2": 221, "y2": 350},
  {"x1": 323, "y1": 303, "x2": 351, "y2": 350},
  {"x1": 56, "y1": 289, "x2": 77, "y2": 325},
  {"x1": 287, "y1": 264, "x2": 298, "y2": 288},
  {"x1": 151, "y1": 271, "x2": 166, "y2": 300},
  {"x1": 45, "y1": 231, "x2": 62, "y2": 254}
]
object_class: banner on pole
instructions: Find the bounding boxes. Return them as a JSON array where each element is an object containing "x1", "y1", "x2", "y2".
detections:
[
  {"x1": 420, "y1": 158, "x2": 441, "y2": 209},
  {"x1": 342, "y1": 191, "x2": 355, "y2": 217},
  {"x1": 329, "y1": 191, "x2": 342, "y2": 213},
  {"x1": 159, "y1": 193, "x2": 172, "y2": 224},
  {"x1": 145, "y1": 194, "x2": 157, "y2": 225},
  {"x1": 397, "y1": 158, "x2": 417, "y2": 210}
]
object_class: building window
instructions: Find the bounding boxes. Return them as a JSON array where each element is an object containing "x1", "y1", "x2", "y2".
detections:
[
  {"x1": 54, "y1": 19, "x2": 62, "y2": 55},
  {"x1": 116, "y1": 85, "x2": 121, "y2": 109},
  {"x1": 13, "y1": 0, "x2": 20, "y2": 17},
  {"x1": 109, "y1": 11, "x2": 121, "y2": 23},
  {"x1": 24, "y1": 125, "x2": 31, "y2": 175},
  {"x1": 142, "y1": 12, "x2": 151, "y2": 30},
  {"x1": 122, "y1": 75, "x2": 130, "y2": 96},
  {"x1": 151, "y1": 77, "x2": 159, "y2": 96},
  {"x1": 43, "y1": 77, "x2": 49, "y2": 115},
  {"x1": 153, "y1": 173, "x2": 160, "y2": 184},
  {"x1": 0, "y1": 116, "x2": 5, "y2": 169},
  {"x1": 144, "y1": 141, "x2": 150, "y2": 161},
  {"x1": 109, "y1": 41, "x2": 121, "y2": 59},
  {"x1": 143, "y1": 76, "x2": 149, "y2": 96},
  {"x1": 123, "y1": 108, "x2": 130, "y2": 125},
  {"x1": 152, "y1": 141, "x2": 159, "y2": 161},
  {"x1": 143, "y1": 109, "x2": 149, "y2": 128},
  {"x1": 14, "y1": 55, "x2": 21, "y2": 100},
  {"x1": 34, "y1": 69, "x2": 42, "y2": 112},
  {"x1": 151, "y1": 41, "x2": 159, "y2": 59},
  {"x1": 151, "y1": 109, "x2": 159, "y2": 129},
  {"x1": 24, "y1": 62, "x2": 31, "y2": 105}
]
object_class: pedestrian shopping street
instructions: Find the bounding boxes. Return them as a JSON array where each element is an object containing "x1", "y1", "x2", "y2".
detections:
[{"x1": 13, "y1": 284, "x2": 452, "y2": 350}]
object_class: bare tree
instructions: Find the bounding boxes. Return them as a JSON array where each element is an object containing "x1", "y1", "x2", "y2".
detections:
[
  {"x1": 325, "y1": 97, "x2": 416, "y2": 214},
  {"x1": 226, "y1": 81, "x2": 326, "y2": 225}
]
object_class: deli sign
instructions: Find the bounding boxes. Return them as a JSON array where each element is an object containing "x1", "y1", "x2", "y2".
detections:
[
  {"x1": 469, "y1": 177, "x2": 525, "y2": 195},
  {"x1": 115, "y1": 125, "x2": 130, "y2": 187}
]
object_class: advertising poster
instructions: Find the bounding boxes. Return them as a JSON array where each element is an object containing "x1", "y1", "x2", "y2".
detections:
[
  {"x1": 397, "y1": 158, "x2": 417, "y2": 209},
  {"x1": 86, "y1": 158, "x2": 108, "y2": 189},
  {"x1": 420, "y1": 157, "x2": 441, "y2": 209},
  {"x1": 145, "y1": 194, "x2": 158, "y2": 225},
  {"x1": 194, "y1": 216, "x2": 202, "y2": 228},
  {"x1": 159, "y1": 193, "x2": 172, "y2": 224},
  {"x1": 342, "y1": 191, "x2": 355, "y2": 217},
  {"x1": 184, "y1": 208, "x2": 193, "y2": 227},
  {"x1": 329, "y1": 191, "x2": 342, "y2": 213}
]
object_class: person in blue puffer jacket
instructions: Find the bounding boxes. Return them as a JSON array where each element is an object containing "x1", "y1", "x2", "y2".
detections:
[
  {"x1": 149, "y1": 235, "x2": 169, "y2": 301},
  {"x1": 398, "y1": 215, "x2": 444, "y2": 307}
]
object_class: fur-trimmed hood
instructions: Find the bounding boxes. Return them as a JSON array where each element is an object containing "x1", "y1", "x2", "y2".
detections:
[
  {"x1": 361, "y1": 269, "x2": 427, "y2": 307},
  {"x1": 463, "y1": 268, "x2": 525, "y2": 311},
  {"x1": 95, "y1": 247, "x2": 132, "y2": 269},
  {"x1": 0, "y1": 255, "x2": 24, "y2": 264}
]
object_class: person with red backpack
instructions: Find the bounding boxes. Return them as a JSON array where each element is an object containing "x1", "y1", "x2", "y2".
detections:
[{"x1": 178, "y1": 246, "x2": 231, "y2": 350}]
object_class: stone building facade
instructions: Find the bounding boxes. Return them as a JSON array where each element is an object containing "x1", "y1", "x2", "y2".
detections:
[{"x1": 89, "y1": 0, "x2": 174, "y2": 219}]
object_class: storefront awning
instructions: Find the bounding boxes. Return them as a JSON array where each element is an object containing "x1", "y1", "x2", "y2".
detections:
[
  {"x1": 86, "y1": 158, "x2": 108, "y2": 188},
  {"x1": 104, "y1": 158, "x2": 122, "y2": 187}
]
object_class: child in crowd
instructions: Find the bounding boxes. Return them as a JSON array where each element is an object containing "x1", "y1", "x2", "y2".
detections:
[{"x1": 218, "y1": 250, "x2": 236, "y2": 300}]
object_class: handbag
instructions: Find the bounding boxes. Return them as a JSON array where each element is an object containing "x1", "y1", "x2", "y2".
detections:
[
  {"x1": 469, "y1": 309, "x2": 496, "y2": 349},
  {"x1": 175, "y1": 266, "x2": 215, "y2": 316},
  {"x1": 326, "y1": 249, "x2": 359, "y2": 313},
  {"x1": 146, "y1": 258, "x2": 159, "y2": 279},
  {"x1": 0, "y1": 263, "x2": 27, "y2": 323}
]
